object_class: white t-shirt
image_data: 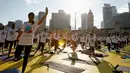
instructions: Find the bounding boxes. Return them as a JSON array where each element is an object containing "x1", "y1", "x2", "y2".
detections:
[
  {"x1": 46, "y1": 33, "x2": 50, "y2": 40},
  {"x1": 112, "y1": 36, "x2": 118, "y2": 43},
  {"x1": 88, "y1": 37, "x2": 95, "y2": 47},
  {"x1": 54, "y1": 33, "x2": 60, "y2": 40},
  {"x1": 0, "y1": 30, "x2": 7, "y2": 43},
  {"x1": 6, "y1": 28, "x2": 17, "y2": 41},
  {"x1": 71, "y1": 34, "x2": 77, "y2": 41},
  {"x1": 80, "y1": 36, "x2": 86, "y2": 43},
  {"x1": 14, "y1": 32, "x2": 19, "y2": 40},
  {"x1": 39, "y1": 32, "x2": 46, "y2": 43},
  {"x1": 122, "y1": 37, "x2": 126, "y2": 42},
  {"x1": 80, "y1": 37, "x2": 84, "y2": 42},
  {"x1": 117, "y1": 37, "x2": 121, "y2": 42},
  {"x1": 106, "y1": 37, "x2": 111, "y2": 44},
  {"x1": 18, "y1": 21, "x2": 39, "y2": 45}
]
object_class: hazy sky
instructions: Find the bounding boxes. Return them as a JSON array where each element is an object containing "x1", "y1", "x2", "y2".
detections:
[{"x1": 0, "y1": 0, "x2": 130, "y2": 29}]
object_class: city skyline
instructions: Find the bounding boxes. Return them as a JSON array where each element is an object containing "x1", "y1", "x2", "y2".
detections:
[{"x1": 0, "y1": 0, "x2": 130, "y2": 29}]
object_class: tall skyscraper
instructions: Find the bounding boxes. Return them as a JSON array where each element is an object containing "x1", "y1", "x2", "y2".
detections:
[
  {"x1": 128, "y1": 2, "x2": 130, "y2": 12},
  {"x1": 15, "y1": 20, "x2": 23, "y2": 29},
  {"x1": 111, "y1": 6, "x2": 118, "y2": 16},
  {"x1": 49, "y1": 10, "x2": 71, "y2": 30},
  {"x1": 103, "y1": 3, "x2": 113, "y2": 28},
  {"x1": 104, "y1": 3, "x2": 111, "y2": 7},
  {"x1": 81, "y1": 13, "x2": 87, "y2": 30},
  {"x1": 38, "y1": 12, "x2": 46, "y2": 31},
  {"x1": 87, "y1": 10, "x2": 94, "y2": 30}
]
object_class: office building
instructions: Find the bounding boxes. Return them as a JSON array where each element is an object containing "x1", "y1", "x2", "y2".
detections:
[
  {"x1": 49, "y1": 10, "x2": 71, "y2": 30},
  {"x1": 103, "y1": 4, "x2": 113, "y2": 28},
  {"x1": 87, "y1": 10, "x2": 94, "y2": 30},
  {"x1": 113, "y1": 12, "x2": 130, "y2": 28},
  {"x1": 81, "y1": 13, "x2": 87, "y2": 30},
  {"x1": 111, "y1": 6, "x2": 118, "y2": 16},
  {"x1": 128, "y1": 2, "x2": 130, "y2": 12}
]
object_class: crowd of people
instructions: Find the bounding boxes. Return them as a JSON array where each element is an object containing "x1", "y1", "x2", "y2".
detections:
[
  {"x1": 0, "y1": 7, "x2": 129, "y2": 73},
  {"x1": 0, "y1": 7, "x2": 48, "y2": 73}
]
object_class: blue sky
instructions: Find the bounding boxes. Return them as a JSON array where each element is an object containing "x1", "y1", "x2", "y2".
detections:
[{"x1": 0, "y1": 0, "x2": 130, "y2": 29}]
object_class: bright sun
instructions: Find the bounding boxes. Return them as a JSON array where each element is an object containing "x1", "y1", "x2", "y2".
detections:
[{"x1": 66, "y1": 0, "x2": 91, "y2": 13}]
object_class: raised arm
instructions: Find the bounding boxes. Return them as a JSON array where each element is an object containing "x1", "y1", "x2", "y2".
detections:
[{"x1": 38, "y1": 7, "x2": 48, "y2": 25}]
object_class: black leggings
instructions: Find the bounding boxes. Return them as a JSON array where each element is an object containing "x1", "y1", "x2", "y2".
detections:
[
  {"x1": 80, "y1": 42, "x2": 85, "y2": 50},
  {"x1": 34, "y1": 42, "x2": 45, "y2": 54},
  {"x1": 107, "y1": 43, "x2": 111, "y2": 51},
  {"x1": 0, "y1": 43, "x2": 4, "y2": 52},
  {"x1": 113, "y1": 43, "x2": 118, "y2": 50},
  {"x1": 14, "y1": 45, "x2": 32, "y2": 73},
  {"x1": 13, "y1": 40, "x2": 17, "y2": 49},
  {"x1": 5, "y1": 40, "x2": 14, "y2": 57}
]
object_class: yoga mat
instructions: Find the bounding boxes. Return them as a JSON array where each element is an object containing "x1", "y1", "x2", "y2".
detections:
[
  {"x1": 43, "y1": 54, "x2": 51, "y2": 57},
  {"x1": 0, "y1": 68, "x2": 20, "y2": 73},
  {"x1": 0, "y1": 55, "x2": 14, "y2": 62},
  {"x1": 0, "y1": 52, "x2": 15, "y2": 56},
  {"x1": 121, "y1": 55, "x2": 130, "y2": 59},
  {"x1": 0, "y1": 55, "x2": 9, "y2": 60},
  {"x1": 0, "y1": 53, "x2": 24, "y2": 61},
  {"x1": 62, "y1": 58, "x2": 95, "y2": 66},
  {"x1": 43, "y1": 61, "x2": 85, "y2": 73},
  {"x1": 121, "y1": 59, "x2": 130, "y2": 64},
  {"x1": 117, "y1": 66, "x2": 130, "y2": 72}
]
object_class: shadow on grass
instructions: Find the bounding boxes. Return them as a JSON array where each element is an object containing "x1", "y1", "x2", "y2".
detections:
[
  {"x1": 26, "y1": 54, "x2": 54, "y2": 73},
  {"x1": 97, "y1": 60, "x2": 114, "y2": 73}
]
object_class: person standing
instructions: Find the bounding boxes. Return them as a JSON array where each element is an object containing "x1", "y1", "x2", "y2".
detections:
[
  {"x1": 80, "y1": 34, "x2": 86, "y2": 50},
  {"x1": 0, "y1": 26, "x2": 7, "y2": 54},
  {"x1": 71, "y1": 32, "x2": 78, "y2": 52},
  {"x1": 33, "y1": 30, "x2": 47, "y2": 55},
  {"x1": 14, "y1": 7, "x2": 48, "y2": 73},
  {"x1": 88, "y1": 33, "x2": 96, "y2": 57},
  {"x1": 53, "y1": 32, "x2": 60, "y2": 53},
  {"x1": 112, "y1": 36, "x2": 119, "y2": 50},
  {"x1": 5, "y1": 23, "x2": 18, "y2": 58},
  {"x1": 106, "y1": 35, "x2": 112, "y2": 51}
]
